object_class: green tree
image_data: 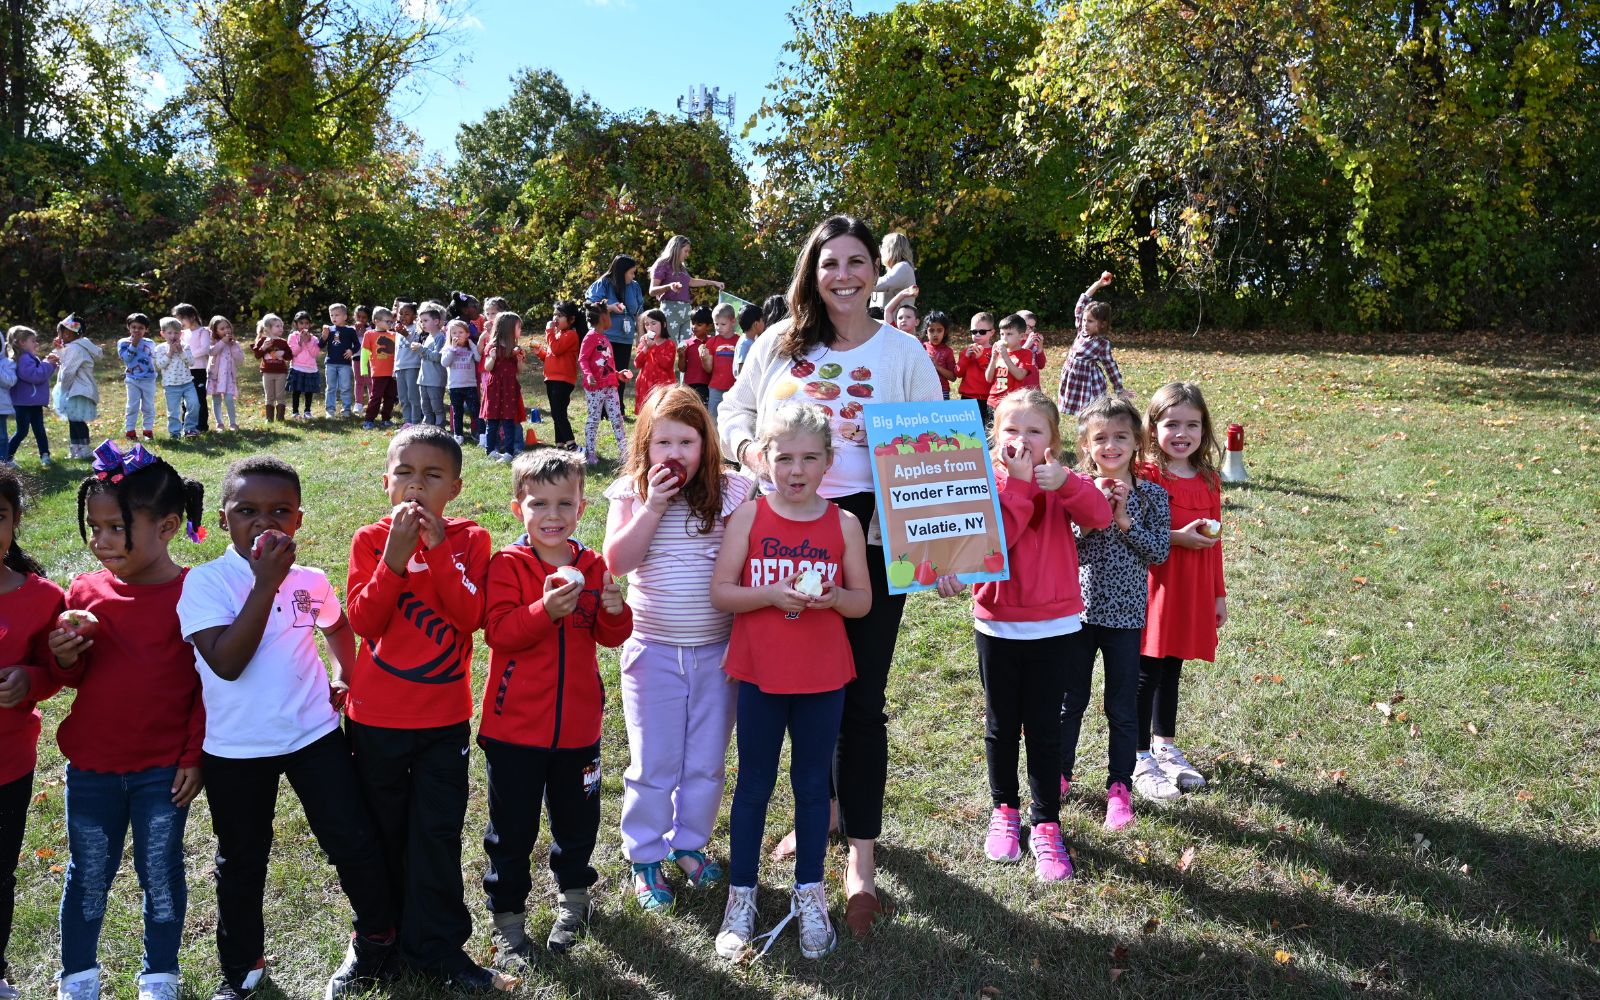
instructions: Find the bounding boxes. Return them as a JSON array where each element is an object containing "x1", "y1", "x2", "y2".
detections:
[{"x1": 450, "y1": 67, "x2": 602, "y2": 221}]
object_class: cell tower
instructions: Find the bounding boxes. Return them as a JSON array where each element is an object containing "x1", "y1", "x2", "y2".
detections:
[{"x1": 676, "y1": 84, "x2": 737, "y2": 128}]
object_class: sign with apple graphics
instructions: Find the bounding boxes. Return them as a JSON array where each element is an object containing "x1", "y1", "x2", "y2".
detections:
[{"x1": 864, "y1": 399, "x2": 1009, "y2": 594}]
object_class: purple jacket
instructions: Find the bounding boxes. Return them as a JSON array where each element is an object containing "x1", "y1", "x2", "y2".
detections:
[{"x1": 10, "y1": 352, "x2": 57, "y2": 407}]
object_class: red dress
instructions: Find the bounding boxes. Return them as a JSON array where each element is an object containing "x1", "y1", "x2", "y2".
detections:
[
  {"x1": 1139, "y1": 462, "x2": 1225, "y2": 661},
  {"x1": 723, "y1": 498, "x2": 855, "y2": 694},
  {"x1": 633, "y1": 339, "x2": 678, "y2": 408},
  {"x1": 481, "y1": 347, "x2": 526, "y2": 421}
]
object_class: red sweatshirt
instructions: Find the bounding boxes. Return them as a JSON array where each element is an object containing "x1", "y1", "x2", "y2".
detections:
[
  {"x1": 0, "y1": 574, "x2": 65, "y2": 785},
  {"x1": 956, "y1": 345, "x2": 993, "y2": 399},
  {"x1": 51, "y1": 569, "x2": 205, "y2": 773},
  {"x1": 973, "y1": 470, "x2": 1112, "y2": 624},
  {"x1": 345, "y1": 516, "x2": 491, "y2": 729},
  {"x1": 478, "y1": 539, "x2": 631, "y2": 751}
]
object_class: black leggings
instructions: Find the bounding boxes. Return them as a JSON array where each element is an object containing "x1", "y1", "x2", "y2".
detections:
[
  {"x1": 1137, "y1": 655, "x2": 1183, "y2": 750},
  {"x1": 831, "y1": 490, "x2": 907, "y2": 841},
  {"x1": 610, "y1": 340, "x2": 633, "y2": 412},
  {"x1": 976, "y1": 631, "x2": 1069, "y2": 826},
  {"x1": 68, "y1": 419, "x2": 89, "y2": 442},
  {"x1": 546, "y1": 380, "x2": 575, "y2": 446},
  {"x1": 0, "y1": 771, "x2": 30, "y2": 979}
]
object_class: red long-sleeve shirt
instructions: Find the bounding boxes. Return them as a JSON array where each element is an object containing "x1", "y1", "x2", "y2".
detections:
[
  {"x1": 0, "y1": 574, "x2": 65, "y2": 785},
  {"x1": 345, "y1": 516, "x2": 491, "y2": 728},
  {"x1": 50, "y1": 569, "x2": 205, "y2": 773},
  {"x1": 973, "y1": 471, "x2": 1112, "y2": 624},
  {"x1": 478, "y1": 539, "x2": 631, "y2": 751}
]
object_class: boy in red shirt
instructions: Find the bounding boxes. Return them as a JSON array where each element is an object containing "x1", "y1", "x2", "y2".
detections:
[
  {"x1": 957, "y1": 312, "x2": 997, "y2": 427},
  {"x1": 478, "y1": 448, "x2": 629, "y2": 967},
  {"x1": 705, "y1": 302, "x2": 741, "y2": 423},
  {"x1": 344, "y1": 425, "x2": 501, "y2": 991},
  {"x1": 986, "y1": 313, "x2": 1036, "y2": 411},
  {"x1": 679, "y1": 307, "x2": 713, "y2": 405}
]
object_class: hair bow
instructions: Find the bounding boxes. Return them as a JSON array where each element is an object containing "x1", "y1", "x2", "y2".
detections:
[{"x1": 91, "y1": 440, "x2": 158, "y2": 483}]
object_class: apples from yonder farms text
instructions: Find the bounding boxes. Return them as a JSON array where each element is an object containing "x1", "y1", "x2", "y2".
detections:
[
  {"x1": 795, "y1": 568, "x2": 824, "y2": 599},
  {"x1": 55, "y1": 609, "x2": 100, "y2": 640}
]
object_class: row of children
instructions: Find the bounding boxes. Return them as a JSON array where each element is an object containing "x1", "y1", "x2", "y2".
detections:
[{"x1": 0, "y1": 353, "x2": 1227, "y2": 997}]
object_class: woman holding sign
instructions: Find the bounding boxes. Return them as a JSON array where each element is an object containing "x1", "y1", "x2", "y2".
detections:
[{"x1": 718, "y1": 214, "x2": 941, "y2": 939}]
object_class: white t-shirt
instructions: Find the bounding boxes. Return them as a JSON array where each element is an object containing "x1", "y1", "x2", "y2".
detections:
[
  {"x1": 974, "y1": 613, "x2": 1081, "y2": 640},
  {"x1": 770, "y1": 331, "x2": 888, "y2": 497},
  {"x1": 177, "y1": 547, "x2": 344, "y2": 758}
]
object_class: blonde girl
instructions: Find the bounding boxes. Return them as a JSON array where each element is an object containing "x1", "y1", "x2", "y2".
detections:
[{"x1": 206, "y1": 316, "x2": 245, "y2": 431}]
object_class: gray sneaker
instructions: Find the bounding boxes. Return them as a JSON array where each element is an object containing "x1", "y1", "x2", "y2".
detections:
[
  {"x1": 1133, "y1": 754, "x2": 1182, "y2": 802},
  {"x1": 56, "y1": 968, "x2": 99, "y2": 1000},
  {"x1": 546, "y1": 889, "x2": 591, "y2": 954},
  {"x1": 136, "y1": 973, "x2": 181, "y2": 1000},
  {"x1": 715, "y1": 885, "x2": 759, "y2": 960},
  {"x1": 792, "y1": 881, "x2": 837, "y2": 959},
  {"x1": 490, "y1": 912, "x2": 538, "y2": 970},
  {"x1": 1154, "y1": 743, "x2": 1207, "y2": 790}
]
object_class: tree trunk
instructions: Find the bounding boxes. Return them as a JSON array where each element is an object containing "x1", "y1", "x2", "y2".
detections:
[{"x1": 1134, "y1": 179, "x2": 1161, "y2": 292}]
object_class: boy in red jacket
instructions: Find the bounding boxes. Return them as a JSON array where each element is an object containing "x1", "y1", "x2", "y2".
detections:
[
  {"x1": 957, "y1": 311, "x2": 997, "y2": 428},
  {"x1": 344, "y1": 425, "x2": 502, "y2": 991},
  {"x1": 478, "y1": 448, "x2": 629, "y2": 967}
]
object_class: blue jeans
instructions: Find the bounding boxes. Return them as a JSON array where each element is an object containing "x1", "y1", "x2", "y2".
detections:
[
  {"x1": 395, "y1": 367, "x2": 421, "y2": 425},
  {"x1": 60, "y1": 765, "x2": 188, "y2": 977},
  {"x1": 324, "y1": 364, "x2": 354, "y2": 414},
  {"x1": 728, "y1": 682, "x2": 845, "y2": 888},
  {"x1": 163, "y1": 383, "x2": 198, "y2": 436},
  {"x1": 0, "y1": 416, "x2": 8, "y2": 462},
  {"x1": 708, "y1": 387, "x2": 727, "y2": 425},
  {"x1": 485, "y1": 419, "x2": 520, "y2": 456},
  {"x1": 419, "y1": 382, "x2": 446, "y2": 426}
]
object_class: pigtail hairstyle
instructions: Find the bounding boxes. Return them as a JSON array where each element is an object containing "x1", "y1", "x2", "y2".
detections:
[
  {"x1": 0, "y1": 467, "x2": 45, "y2": 576},
  {"x1": 77, "y1": 452, "x2": 206, "y2": 551},
  {"x1": 625, "y1": 383, "x2": 725, "y2": 534},
  {"x1": 583, "y1": 301, "x2": 608, "y2": 331}
]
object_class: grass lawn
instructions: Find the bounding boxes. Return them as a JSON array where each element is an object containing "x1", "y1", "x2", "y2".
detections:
[{"x1": 5, "y1": 330, "x2": 1598, "y2": 999}]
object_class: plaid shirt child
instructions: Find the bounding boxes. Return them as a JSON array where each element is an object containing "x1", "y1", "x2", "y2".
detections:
[{"x1": 1058, "y1": 291, "x2": 1125, "y2": 415}]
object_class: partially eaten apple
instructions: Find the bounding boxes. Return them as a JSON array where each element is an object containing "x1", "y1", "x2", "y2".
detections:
[
  {"x1": 794, "y1": 568, "x2": 824, "y2": 599},
  {"x1": 552, "y1": 565, "x2": 586, "y2": 588},
  {"x1": 660, "y1": 458, "x2": 687, "y2": 489},
  {"x1": 1198, "y1": 519, "x2": 1221, "y2": 538},
  {"x1": 56, "y1": 609, "x2": 100, "y2": 640}
]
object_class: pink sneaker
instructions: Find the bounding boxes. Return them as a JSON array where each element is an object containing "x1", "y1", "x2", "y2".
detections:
[
  {"x1": 1029, "y1": 822, "x2": 1074, "y2": 882},
  {"x1": 1060, "y1": 774, "x2": 1070, "y2": 800},
  {"x1": 983, "y1": 805, "x2": 1021, "y2": 862},
  {"x1": 1104, "y1": 782, "x2": 1135, "y2": 831}
]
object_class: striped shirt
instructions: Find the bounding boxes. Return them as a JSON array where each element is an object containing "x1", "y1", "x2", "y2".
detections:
[{"x1": 603, "y1": 471, "x2": 755, "y2": 645}]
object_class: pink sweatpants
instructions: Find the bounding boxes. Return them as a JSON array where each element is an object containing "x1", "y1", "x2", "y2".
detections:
[{"x1": 618, "y1": 636, "x2": 737, "y2": 863}]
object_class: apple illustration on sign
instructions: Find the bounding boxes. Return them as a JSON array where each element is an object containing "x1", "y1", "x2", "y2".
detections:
[
  {"x1": 887, "y1": 555, "x2": 916, "y2": 589},
  {"x1": 914, "y1": 558, "x2": 938, "y2": 586},
  {"x1": 55, "y1": 609, "x2": 101, "y2": 640},
  {"x1": 983, "y1": 550, "x2": 1004, "y2": 573}
]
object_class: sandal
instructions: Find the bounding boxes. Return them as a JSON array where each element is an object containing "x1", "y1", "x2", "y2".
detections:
[
  {"x1": 845, "y1": 890, "x2": 885, "y2": 940},
  {"x1": 630, "y1": 861, "x2": 674, "y2": 911},
  {"x1": 667, "y1": 848, "x2": 724, "y2": 888}
]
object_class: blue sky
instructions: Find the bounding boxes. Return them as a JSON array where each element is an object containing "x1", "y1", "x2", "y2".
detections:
[{"x1": 395, "y1": 0, "x2": 897, "y2": 163}]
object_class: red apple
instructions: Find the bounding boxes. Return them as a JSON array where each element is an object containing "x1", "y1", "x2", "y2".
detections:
[
  {"x1": 914, "y1": 558, "x2": 938, "y2": 586},
  {"x1": 56, "y1": 609, "x2": 100, "y2": 640},
  {"x1": 661, "y1": 458, "x2": 688, "y2": 489},
  {"x1": 982, "y1": 550, "x2": 1004, "y2": 573}
]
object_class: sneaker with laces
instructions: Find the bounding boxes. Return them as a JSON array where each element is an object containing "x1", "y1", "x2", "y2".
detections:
[
  {"x1": 1104, "y1": 781, "x2": 1135, "y2": 831},
  {"x1": 716, "y1": 885, "x2": 759, "y2": 960},
  {"x1": 1029, "y1": 822, "x2": 1074, "y2": 882},
  {"x1": 983, "y1": 805, "x2": 1022, "y2": 862},
  {"x1": 547, "y1": 888, "x2": 591, "y2": 954},
  {"x1": 631, "y1": 861, "x2": 675, "y2": 911},
  {"x1": 326, "y1": 932, "x2": 393, "y2": 999},
  {"x1": 1133, "y1": 755, "x2": 1181, "y2": 802},
  {"x1": 791, "y1": 881, "x2": 837, "y2": 959},
  {"x1": 0, "y1": 978, "x2": 18, "y2": 1000},
  {"x1": 136, "y1": 972, "x2": 181, "y2": 1000},
  {"x1": 56, "y1": 967, "x2": 99, "y2": 1000},
  {"x1": 489, "y1": 913, "x2": 538, "y2": 971},
  {"x1": 1153, "y1": 743, "x2": 1206, "y2": 790}
]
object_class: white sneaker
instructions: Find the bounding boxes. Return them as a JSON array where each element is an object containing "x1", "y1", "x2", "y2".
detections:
[
  {"x1": 0, "y1": 977, "x2": 20, "y2": 999},
  {"x1": 1153, "y1": 743, "x2": 1206, "y2": 790},
  {"x1": 791, "y1": 881, "x2": 837, "y2": 959},
  {"x1": 56, "y1": 967, "x2": 99, "y2": 1000},
  {"x1": 715, "y1": 885, "x2": 759, "y2": 960},
  {"x1": 1132, "y1": 754, "x2": 1182, "y2": 802},
  {"x1": 136, "y1": 972, "x2": 181, "y2": 1000}
]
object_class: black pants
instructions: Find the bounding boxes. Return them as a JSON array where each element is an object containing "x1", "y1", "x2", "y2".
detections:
[
  {"x1": 479, "y1": 740, "x2": 600, "y2": 915},
  {"x1": 67, "y1": 419, "x2": 89, "y2": 443},
  {"x1": 545, "y1": 380, "x2": 575, "y2": 447},
  {"x1": 610, "y1": 340, "x2": 633, "y2": 413},
  {"x1": 448, "y1": 387, "x2": 481, "y2": 439},
  {"x1": 1061, "y1": 624, "x2": 1142, "y2": 789},
  {"x1": 688, "y1": 382, "x2": 710, "y2": 405},
  {"x1": 189, "y1": 369, "x2": 209, "y2": 431},
  {"x1": 1137, "y1": 655, "x2": 1183, "y2": 750},
  {"x1": 202, "y1": 729, "x2": 395, "y2": 986},
  {"x1": 832, "y1": 491, "x2": 907, "y2": 841},
  {"x1": 5, "y1": 405, "x2": 47, "y2": 459},
  {"x1": 0, "y1": 771, "x2": 30, "y2": 980},
  {"x1": 976, "y1": 630, "x2": 1069, "y2": 826},
  {"x1": 347, "y1": 720, "x2": 473, "y2": 975}
]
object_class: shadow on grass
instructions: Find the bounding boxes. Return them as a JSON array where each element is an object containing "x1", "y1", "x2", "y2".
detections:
[
  {"x1": 1227, "y1": 474, "x2": 1350, "y2": 505},
  {"x1": 1123, "y1": 767, "x2": 1600, "y2": 998},
  {"x1": 1113, "y1": 330, "x2": 1600, "y2": 375}
]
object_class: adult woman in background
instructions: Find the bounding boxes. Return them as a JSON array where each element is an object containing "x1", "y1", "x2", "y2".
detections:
[
  {"x1": 649, "y1": 235, "x2": 724, "y2": 342},
  {"x1": 718, "y1": 214, "x2": 941, "y2": 939},
  {"x1": 587, "y1": 254, "x2": 645, "y2": 416},
  {"x1": 869, "y1": 232, "x2": 916, "y2": 313}
]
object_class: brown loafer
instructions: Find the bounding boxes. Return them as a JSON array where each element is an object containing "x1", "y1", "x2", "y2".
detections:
[{"x1": 844, "y1": 891, "x2": 885, "y2": 939}]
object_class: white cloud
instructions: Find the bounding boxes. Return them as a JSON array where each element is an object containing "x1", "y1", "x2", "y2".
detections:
[{"x1": 403, "y1": 0, "x2": 484, "y2": 30}]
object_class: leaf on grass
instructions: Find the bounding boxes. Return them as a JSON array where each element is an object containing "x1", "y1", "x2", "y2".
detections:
[
  {"x1": 1178, "y1": 845, "x2": 1197, "y2": 872},
  {"x1": 1109, "y1": 968, "x2": 1125, "y2": 983},
  {"x1": 1349, "y1": 981, "x2": 1369, "y2": 992},
  {"x1": 1142, "y1": 917, "x2": 1161, "y2": 934},
  {"x1": 34, "y1": 847, "x2": 53, "y2": 859},
  {"x1": 1274, "y1": 950, "x2": 1294, "y2": 965},
  {"x1": 1515, "y1": 790, "x2": 1534, "y2": 802},
  {"x1": 980, "y1": 987, "x2": 1002, "y2": 998},
  {"x1": 1466, "y1": 721, "x2": 1479, "y2": 735},
  {"x1": 1111, "y1": 944, "x2": 1130, "y2": 963},
  {"x1": 1374, "y1": 701, "x2": 1392, "y2": 718},
  {"x1": 49, "y1": 863, "x2": 65, "y2": 873},
  {"x1": 1352, "y1": 576, "x2": 1368, "y2": 585},
  {"x1": 31, "y1": 791, "x2": 47, "y2": 804},
  {"x1": 1409, "y1": 722, "x2": 1422, "y2": 739}
]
